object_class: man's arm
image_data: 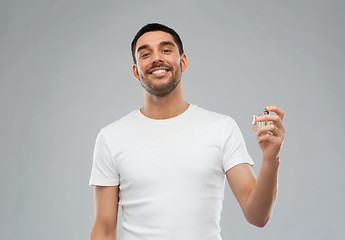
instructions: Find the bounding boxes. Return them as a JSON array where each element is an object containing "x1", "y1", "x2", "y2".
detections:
[
  {"x1": 226, "y1": 106, "x2": 285, "y2": 228},
  {"x1": 90, "y1": 185, "x2": 119, "y2": 240},
  {"x1": 226, "y1": 161, "x2": 278, "y2": 227}
]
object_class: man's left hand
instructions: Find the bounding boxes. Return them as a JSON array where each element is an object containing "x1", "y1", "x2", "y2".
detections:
[{"x1": 255, "y1": 106, "x2": 285, "y2": 162}]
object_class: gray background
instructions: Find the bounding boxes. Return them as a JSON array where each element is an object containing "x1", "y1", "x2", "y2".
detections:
[{"x1": 1, "y1": 0, "x2": 344, "y2": 239}]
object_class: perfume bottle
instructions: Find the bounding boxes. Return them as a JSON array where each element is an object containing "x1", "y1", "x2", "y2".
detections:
[{"x1": 251, "y1": 108, "x2": 274, "y2": 132}]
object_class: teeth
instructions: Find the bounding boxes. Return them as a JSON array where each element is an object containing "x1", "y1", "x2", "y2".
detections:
[{"x1": 152, "y1": 69, "x2": 167, "y2": 74}]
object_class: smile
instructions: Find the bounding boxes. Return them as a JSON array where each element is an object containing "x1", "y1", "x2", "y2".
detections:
[
  {"x1": 152, "y1": 69, "x2": 168, "y2": 74},
  {"x1": 149, "y1": 68, "x2": 171, "y2": 77}
]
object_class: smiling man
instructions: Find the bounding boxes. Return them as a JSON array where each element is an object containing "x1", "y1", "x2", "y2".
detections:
[
  {"x1": 89, "y1": 23, "x2": 286, "y2": 240},
  {"x1": 133, "y1": 31, "x2": 186, "y2": 98}
]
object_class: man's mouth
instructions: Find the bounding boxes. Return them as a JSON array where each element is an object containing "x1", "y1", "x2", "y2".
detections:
[
  {"x1": 149, "y1": 67, "x2": 170, "y2": 76},
  {"x1": 152, "y1": 69, "x2": 168, "y2": 75}
]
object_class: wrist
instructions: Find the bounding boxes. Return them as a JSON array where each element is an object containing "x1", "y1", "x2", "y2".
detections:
[{"x1": 262, "y1": 157, "x2": 280, "y2": 169}]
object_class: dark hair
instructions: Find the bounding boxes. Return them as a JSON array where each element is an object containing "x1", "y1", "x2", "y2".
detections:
[{"x1": 131, "y1": 23, "x2": 184, "y2": 63}]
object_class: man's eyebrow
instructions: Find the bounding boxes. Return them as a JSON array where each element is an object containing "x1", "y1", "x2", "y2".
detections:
[
  {"x1": 137, "y1": 41, "x2": 176, "y2": 53},
  {"x1": 137, "y1": 44, "x2": 149, "y2": 53},
  {"x1": 160, "y1": 41, "x2": 176, "y2": 48}
]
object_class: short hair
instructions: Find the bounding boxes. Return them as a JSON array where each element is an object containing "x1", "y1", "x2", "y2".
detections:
[{"x1": 131, "y1": 23, "x2": 184, "y2": 63}]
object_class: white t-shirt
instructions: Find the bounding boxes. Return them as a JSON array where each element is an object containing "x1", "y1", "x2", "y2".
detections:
[{"x1": 89, "y1": 103, "x2": 254, "y2": 240}]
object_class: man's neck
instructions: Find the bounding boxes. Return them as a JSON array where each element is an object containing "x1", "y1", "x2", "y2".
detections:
[{"x1": 140, "y1": 84, "x2": 189, "y2": 120}]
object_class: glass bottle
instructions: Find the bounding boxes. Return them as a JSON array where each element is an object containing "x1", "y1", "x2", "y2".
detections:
[{"x1": 251, "y1": 109, "x2": 274, "y2": 132}]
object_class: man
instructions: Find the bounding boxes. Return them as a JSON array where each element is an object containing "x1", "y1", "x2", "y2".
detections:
[{"x1": 89, "y1": 23, "x2": 285, "y2": 240}]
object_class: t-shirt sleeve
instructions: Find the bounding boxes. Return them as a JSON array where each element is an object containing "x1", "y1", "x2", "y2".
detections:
[
  {"x1": 222, "y1": 117, "x2": 254, "y2": 173},
  {"x1": 89, "y1": 129, "x2": 120, "y2": 186}
]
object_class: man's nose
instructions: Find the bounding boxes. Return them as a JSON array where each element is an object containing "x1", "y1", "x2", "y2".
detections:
[{"x1": 152, "y1": 52, "x2": 163, "y2": 63}]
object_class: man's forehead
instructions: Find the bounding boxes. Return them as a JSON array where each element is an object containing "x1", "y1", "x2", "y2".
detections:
[{"x1": 136, "y1": 31, "x2": 177, "y2": 50}]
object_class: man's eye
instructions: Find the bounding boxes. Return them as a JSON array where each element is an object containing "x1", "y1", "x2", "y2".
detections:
[
  {"x1": 162, "y1": 49, "x2": 171, "y2": 53},
  {"x1": 141, "y1": 53, "x2": 150, "y2": 57}
]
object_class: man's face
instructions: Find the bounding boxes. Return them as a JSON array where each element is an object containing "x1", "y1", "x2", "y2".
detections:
[{"x1": 132, "y1": 31, "x2": 188, "y2": 97}]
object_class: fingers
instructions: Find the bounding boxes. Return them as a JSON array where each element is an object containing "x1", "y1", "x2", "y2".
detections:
[
  {"x1": 256, "y1": 123, "x2": 284, "y2": 138},
  {"x1": 266, "y1": 106, "x2": 285, "y2": 121},
  {"x1": 256, "y1": 114, "x2": 285, "y2": 134},
  {"x1": 254, "y1": 106, "x2": 286, "y2": 160},
  {"x1": 256, "y1": 124, "x2": 285, "y2": 150},
  {"x1": 257, "y1": 130, "x2": 284, "y2": 146}
]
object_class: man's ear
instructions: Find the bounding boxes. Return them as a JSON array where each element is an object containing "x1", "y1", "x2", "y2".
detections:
[
  {"x1": 132, "y1": 64, "x2": 140, "y2": 80},
  {"x1": 180, "y1": 53, "x2": 188, "y2": 72}
]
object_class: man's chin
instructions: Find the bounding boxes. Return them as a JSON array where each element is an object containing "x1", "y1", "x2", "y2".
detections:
[
  {"x1": 144, "y1": 83, "x2": 179, "y2": 97},
  {"x1": 147, "y1": 74, "x2": 170, "y2": 81},
  {"x1": 146, "y1": 78, "x2": 173, "y2": 88},
  {"x1": 139, "y1": 75, "x2": 181, "y2": 97}
]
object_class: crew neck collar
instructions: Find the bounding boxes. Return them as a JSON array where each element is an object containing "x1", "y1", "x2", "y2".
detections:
[{"x1": 137, "y1": 103, "x2": 196, "y2": 123}]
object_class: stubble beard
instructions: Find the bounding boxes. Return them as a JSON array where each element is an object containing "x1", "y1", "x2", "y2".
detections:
[{"x1": 138, "y1": 62, "x2": 182, "y2": 97}]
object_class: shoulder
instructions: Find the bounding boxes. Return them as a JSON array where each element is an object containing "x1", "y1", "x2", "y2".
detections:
[
  {"x1": 192, "y1": 104, "x2": 237, "y2": 126},
  {"x1": 99, "y1": 109, "x2": 138, "y2": 138}
]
